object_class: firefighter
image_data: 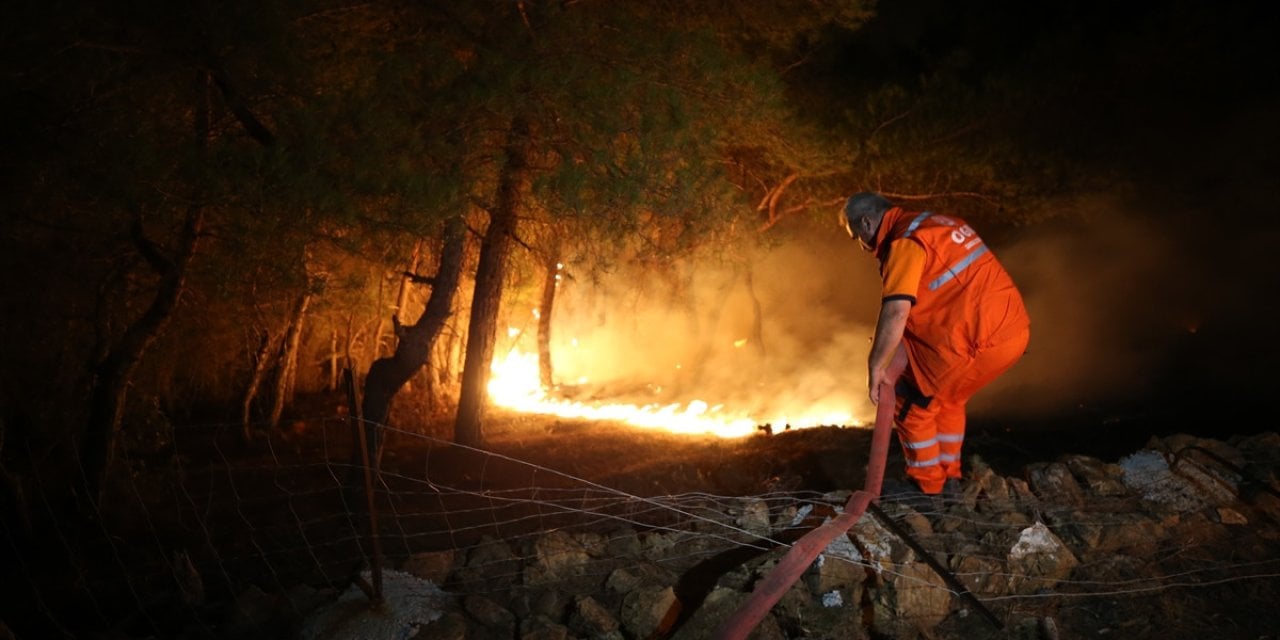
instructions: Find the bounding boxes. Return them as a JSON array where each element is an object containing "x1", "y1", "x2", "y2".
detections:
[{"x1": 842, "y1": 192, "x2": 1030, "y2": 496}]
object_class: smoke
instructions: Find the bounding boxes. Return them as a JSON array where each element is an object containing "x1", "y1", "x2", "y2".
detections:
[
  {"x1": 544, "y1": 224, "x2": 883, "y2": 426},
  {"x1": 971, "y1": 194, "x2": 1203, "y2": 419},
  {"x1": 536, "y1": 193, "x2": 1225, "y2": 427}
]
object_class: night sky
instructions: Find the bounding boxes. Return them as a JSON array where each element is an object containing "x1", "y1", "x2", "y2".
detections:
[{"x1": 812, "y1": 0, "x2": 1280, "y2": 454}]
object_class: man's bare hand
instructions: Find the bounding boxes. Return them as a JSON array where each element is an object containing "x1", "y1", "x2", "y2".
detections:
[{"x1": 868, "y1": 367, "x2": 887, "y2": 405}]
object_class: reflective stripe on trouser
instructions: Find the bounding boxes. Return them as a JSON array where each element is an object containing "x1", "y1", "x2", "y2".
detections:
[
  {"x1": 894, "y1": 330, "x2": 1031, "y2": 494},
  {"x1": 893, "y1": 393, "x2": 959, "y2": 494}
]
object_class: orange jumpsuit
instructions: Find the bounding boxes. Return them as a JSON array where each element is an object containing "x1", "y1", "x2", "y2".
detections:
[{"x1": 873, "y1": 207, "x2": 1030, "y2": 493}]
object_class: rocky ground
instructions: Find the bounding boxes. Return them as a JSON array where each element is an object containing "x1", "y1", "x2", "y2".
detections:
[
  {"x1": 296, "y1": 418, "x2": 1280, "y2": 639},
  {"x1": 353, "y1": 422, "x2": 1280, "y2": 637},
  {"x1": 6, "y1": 411, "x2": 1278, "y2": 640}
]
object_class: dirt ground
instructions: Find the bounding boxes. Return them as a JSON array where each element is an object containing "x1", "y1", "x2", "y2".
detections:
[{"x1": 392, "y1": 406, "x2": 1169, "y2": 497}]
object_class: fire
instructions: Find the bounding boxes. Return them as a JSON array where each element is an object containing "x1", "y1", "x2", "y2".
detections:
[{"x1": 488, "y1": 348, "x2": 863, "y2": 438}]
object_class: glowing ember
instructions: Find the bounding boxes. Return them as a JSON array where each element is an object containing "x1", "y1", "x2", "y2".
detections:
[{"x1": 488, "y1": 349, "x2": 863, "y2": 438}]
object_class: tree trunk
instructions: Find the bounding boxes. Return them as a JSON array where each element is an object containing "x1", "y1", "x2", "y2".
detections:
[
  {"x1": 269, "y1": 289, "x2": 311, "y2": 430},
  {"x1": 361, "y1": 214, "x2": 467, "y2": 459},
  {"x1": 81, "y1": 70, "x2": 213, "y2": 507},
  {"x1": 396, "y1": 240, "x2": 424, "y2": 319},
  {"x1": 82, "y1": 207, "x2": 204, "y2": 507},
  {"x1": 368, "y1": 241, "x2": 422, "y2": 372},
  {"x1": 455, "y1": 117, "x2": 532, "y2": 448},
  {"x1": 369, "y1": 266, "x2": 390, "y2": 363},
  {"x1": 537, "y1": 245, "x2": 561, "y2": 389},
  {"x1": 344, "y1": 312, "x2": 361, "y2": 376},
  {"x1": 744, "y1": 265, "x2": 767, "y2": 358},
  {"x1": 328, "y1": 327, "x2": 339, "y2": 391},
  {"x1": 240, "y1": 327, "x2": 280, "y2": 443}
]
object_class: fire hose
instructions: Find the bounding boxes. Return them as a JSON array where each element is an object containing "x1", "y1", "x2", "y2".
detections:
[
  {"x1": 710, "y1": 348, "x2": 1002, "y2": 638},
  {"x1": 710, "y1": 348, "x2": 907, "y2": 639}
]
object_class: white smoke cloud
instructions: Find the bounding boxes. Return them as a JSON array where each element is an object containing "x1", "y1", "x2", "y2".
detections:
[{"x1": 522, "y1": 194, "x2": 1219, "y2": 428}]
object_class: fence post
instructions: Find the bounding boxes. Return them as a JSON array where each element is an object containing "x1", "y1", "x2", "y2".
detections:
[{"x1": 344, "y1": 368, "x2": 383, "y2": 606}]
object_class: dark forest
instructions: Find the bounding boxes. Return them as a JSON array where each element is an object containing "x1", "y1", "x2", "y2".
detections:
[{"x1": 2, "y1": 1, "x2": 1279, "y2": 638}]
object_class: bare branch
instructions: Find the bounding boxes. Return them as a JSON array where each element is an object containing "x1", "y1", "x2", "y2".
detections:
[
  {"x1": 205, "y1": 64, "x2": 277, "y2": 147},
  {"x1": 402, "y1": 271, "x2": 435, "y2": 285},
  {"x1": 880, "y1": 190, "x2": 1003, "y2": 207},
  {"x1": 870, "y1": 106, "x2": 914, "y2": 139}
]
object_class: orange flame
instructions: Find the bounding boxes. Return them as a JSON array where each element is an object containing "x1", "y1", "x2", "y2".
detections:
[{"x1": 488, "y1": 348, "x2": 863, "y2": 438}]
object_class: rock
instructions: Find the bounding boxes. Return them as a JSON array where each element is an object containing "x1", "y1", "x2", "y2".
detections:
[
  {"x1": 774, "y1": 578, "x2": 867, "y2": 639},
  {"x1": 1007, "y1": 522, "x2": 1079, "y2": 595},
  {"x1": 849, "y1": 511, "x2": 915, "y2": 572},
  {"x1": 298, "y1": 431, "x2": 1280, "y2": 640},
  {"x1": 455, "y1": 536, "x2": 521, "y2": 592},
  {"x1": 1154, "y1": 434, "x2": 1246, "y2": 468},
  {"x1": 934, "y1": 505, "x2": 981, "y2": 536},
  {"x1": 1233, "y1": 432, "x2": 1280, "y2": 485},
  {"x1": 669, "y1": 586, "x2": 786, "y2": 640},
  {"x1": 1008, "y1": 477, "x2": 1038, "y2": 509},
  {"x1": 464, "y1": 594, "x2": 516, "y2": 634},
  {"x1": 1120, "y1": 450, "x2": 1219, "y2": 515},
  {"x1": 518, "y1": 614, "x2": 571, "y2": 640},
  {"x1": 1167, "y1": 457, "x2": 1239, "y2": 505},
  {"x1": 604, "y1": 526, "x2": 642, "y2": 557},
  {"x1": 507, "y1": 586, "x2": 564, "y2": 620},
  {"x1": 806, "y1": 532, "x2": 868, "y2": 594},
  {"x1": 419, "y1": 611, "x2": 468, "y2": 640},
  {"x1": 973, "y1": 465, "x2": 1013, "y2": 511},
  {"x1": 1214, "y1": 506, "x2": 1248, "y2": 525},
  {"x1": 950, "y1": 553, "x2": 1010, "y2": 597},
  {"x1": 606, "y1": 567, "x2": 643, "y2": 594},
  {"x1": 1054, "y1": 509, "x2": 1167, "y2": 553},
  {"x1": 606, "y1": 562, "x2": 679, "y2": 594},
  {"x1": 1040, "y1": 615, "x2": 1061, "y2": 640},
  {"x1": 640, "y1": 530, "x2": 680, "y2": 558},
  {"x1": 402, "y1": 549, "x2": 457, "y2": 584},
  {"x1": 869, "y1": 562, "x2": 951, "y2": 638},
  {"x1": 300, "y1": 570, "x2": 453, "y2": 640},
  {"x1": 524, "y1": 529, "x2": 602, "y2": 586},
  {"x1": 992, "y1": 510, "x2": 1034, "y2": 530},
  {"x1": 568, "y1": 595, "x2": 621, "y2": 637},
  {"x1": 735, "y1": 498, "x2": 772, "y2": 537},
  {"x1": 899, "y1": 508, "x2": 935, "y2": 538},
  {"x1": 1061, "y1": 454, "x2": 1128, "y2": 497},
  {"x1": 620, "y1": 585, "x2": 679, "y2": 640},
  {"x1": 1026, "y1": 462, "x2": 1086, "y2": 507}
]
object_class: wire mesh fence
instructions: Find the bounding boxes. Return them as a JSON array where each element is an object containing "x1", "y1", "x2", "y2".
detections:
[{"x1": 2, "y1": 415, "x2": 1279, "y2": 639}]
